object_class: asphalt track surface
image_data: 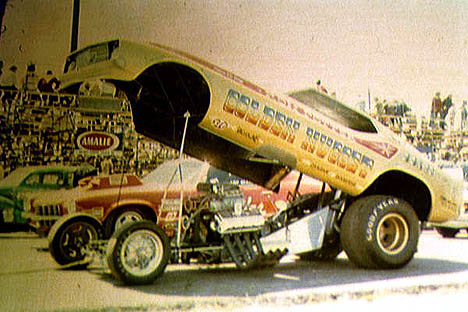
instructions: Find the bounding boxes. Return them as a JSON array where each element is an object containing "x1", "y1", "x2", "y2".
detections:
[{"x1": 1, "y1": 228, "x2": 468, "y2": 311}]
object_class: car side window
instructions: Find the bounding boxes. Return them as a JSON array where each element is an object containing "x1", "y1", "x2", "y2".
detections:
[
  {"x1": 288, "y1": 89, "x2": 377, "y2": 133},
  {"x1": 109, "y1": 175, "x2": 128, "y2": 186},
  {"x1": 23, "y1": 173, "x2": 41, "y2": 186},
  {"x1": 42, "y1": 173, "x2": 64, "y2": 186}
]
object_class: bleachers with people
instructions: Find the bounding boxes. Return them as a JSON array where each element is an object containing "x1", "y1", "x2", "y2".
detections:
[
  {"x1": 2, "y1": 81, "x2": 468, "y2": 179},
  {"x1": 0, "y1": 87, "x2": 176, "y2": 179}
]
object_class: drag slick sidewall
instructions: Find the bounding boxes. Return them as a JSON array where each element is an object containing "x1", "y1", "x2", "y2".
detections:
[
  {"x1": 340, "y1": 195, "x2": 420, "y2": 269},
  {"x1": 106, "y1": 221, "x2": 170, "y2": 285}
]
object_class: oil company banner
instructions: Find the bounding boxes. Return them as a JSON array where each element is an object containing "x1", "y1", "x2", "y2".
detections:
[{"x1": 76, "y1": 130, "x2": 123, "y2": 154}]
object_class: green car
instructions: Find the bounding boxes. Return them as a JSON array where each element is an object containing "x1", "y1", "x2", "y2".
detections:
[{"x1": 0, "y1": 165, "x2": 96, "y2": 227}]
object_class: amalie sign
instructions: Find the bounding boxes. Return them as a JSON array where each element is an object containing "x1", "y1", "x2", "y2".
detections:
[{"x1": 77, "y1": 131, "x2": 120, "y2": 152}]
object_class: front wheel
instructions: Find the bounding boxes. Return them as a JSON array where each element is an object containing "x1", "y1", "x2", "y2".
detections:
[
  {"x1": 48, "y1": 215, "x2": 103, "y2": 268},
  {"x1": 106, "y1": 221, "x2": 170, "y2": 285},
  {"x1": 340, "y1": 195, "x2": 419, "y2": 269}
]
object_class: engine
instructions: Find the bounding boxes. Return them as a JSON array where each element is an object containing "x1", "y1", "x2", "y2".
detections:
[{"x1": 176, "y1": 182, "x2": 273, "y2": 267}]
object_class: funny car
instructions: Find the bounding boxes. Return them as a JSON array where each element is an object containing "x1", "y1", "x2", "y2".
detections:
[{"x1": 48, "y1": 39, "x2": 462, "y2": 285}]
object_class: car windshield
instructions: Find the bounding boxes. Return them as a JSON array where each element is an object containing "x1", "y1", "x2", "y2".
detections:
[
  {"x1": 0, "y1": 167, "x2": 34, "y2": 187},
  {"x1": 142, "y1": 160, "x2": 206, "y2": 186},
  {"x1": 288, "y1": 88, "x2": 377, "y2": 133}
]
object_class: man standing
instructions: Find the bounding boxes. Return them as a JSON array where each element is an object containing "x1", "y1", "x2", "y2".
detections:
[
  {"x1": 316, "y1": 80, "x2": 328, "y2": 94},
  {"x1": 0, "y1": 65, "x2": 17, "y2": 90},
  {"x1": 461, "y1": 100, "x2": 468, "y2": 130},
  {"x1": 22, "y1": 63, "x2": 40, "y2": 92},
  {"x1": 431, "y1": 92, "x2": 442, "y2": 119}
]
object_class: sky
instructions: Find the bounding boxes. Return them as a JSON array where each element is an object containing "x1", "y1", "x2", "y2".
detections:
[{"x1": 1, "y1": 0, "x2": 467, "y2": 117}]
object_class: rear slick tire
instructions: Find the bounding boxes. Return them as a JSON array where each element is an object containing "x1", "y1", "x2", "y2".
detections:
[
  {"x1": 106, "y1": 221, "x2": 170, "y2": 285},
  {"x1": 340, "y1": 195, "x2": 419, "y2": 269},
  {"x1": 299, "y1": 233, "x2": 342, "y2": 261}
]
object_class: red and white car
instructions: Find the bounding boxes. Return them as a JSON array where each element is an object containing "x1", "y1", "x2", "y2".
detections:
[{"x1": 29, "y1": 158, "x2": 322, "y2": 236}]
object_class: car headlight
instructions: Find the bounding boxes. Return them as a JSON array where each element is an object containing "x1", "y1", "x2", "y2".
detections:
[
  {"x1": 23, "y1": 199, "x2": 31, "y2": 212},
  {"x1": 66, "y1": 200, "x2": 76, "y2": 213}
]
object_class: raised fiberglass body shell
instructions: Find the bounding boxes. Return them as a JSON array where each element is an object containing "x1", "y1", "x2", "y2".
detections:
[{"x1": 60, "y1": 39, "x2": 462, "y2": 223}]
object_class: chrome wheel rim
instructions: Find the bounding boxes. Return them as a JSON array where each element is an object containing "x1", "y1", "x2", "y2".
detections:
[
  {"x1": 120, "y1": 230, "x2": 164, "y2": 276},
  {"x1": 115, "y1": 211, "x2": 143, "y2": 231},
  {"x1": 376, "y1": 213, "x2": 409, "y2": 255}
]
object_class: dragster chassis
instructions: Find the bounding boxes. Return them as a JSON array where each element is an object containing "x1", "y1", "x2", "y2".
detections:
[{"x1": 47, "y1": 185, "x2": 345, "y2": 285}]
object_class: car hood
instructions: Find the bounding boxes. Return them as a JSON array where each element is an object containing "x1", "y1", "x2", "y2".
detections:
[
  {"x1": 31, "y1": 187, "x2": 88, "y2": 206},
  {"x1": 31, "y1": 181, "x2": 199, "y2": 207}
]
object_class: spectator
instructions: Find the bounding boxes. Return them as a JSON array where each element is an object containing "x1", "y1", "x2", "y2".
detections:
[
  {"x1": 38, "y1": 70, "x2": 60, "y2": 93},
  {"x1": 395, "y1": 101, "x2": 411, "y2": 116},
  {"x1": 375, "y1": 97, "x2": 384, "y2": 116},
  {"x1": 316, "y1": 80, "x2": 328, "y2": 94},
  {"x1": 441, "y1": 94, "x2": 453, "y2": 119},
  {"x1": 1, "y1": 65, "x2": 19, "y2": 104},
  {"x1": 100, "y1": 157, "x2": 114, "y2": 175},
  {"x1": 461, "y1": 100, "x2": 468, "y2": 130},
  {"x1": 22, "y1": 63, "x2": 40, "y2": 92},
  {"x1": 0, "y1": 65, "x2": 17, "y2": 90},
  {"x1": 431, "y1": 92, "x2": 442, "y2": 120}
]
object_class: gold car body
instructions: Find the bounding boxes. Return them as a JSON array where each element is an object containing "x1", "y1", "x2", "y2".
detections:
[{"x1": 60, "y1": 39, "x2": 462, "y2": 223}]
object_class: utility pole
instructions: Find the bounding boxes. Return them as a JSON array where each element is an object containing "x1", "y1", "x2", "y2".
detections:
[
  {"x1": 0, "y1": 0, "x2": 7, "y2": 39},
  {"x1": 368, "y1": 88, "x2": 371, "y2": 113},
  {"x1": 70, "y1": 0, "x2": 80, "y2": 52}
]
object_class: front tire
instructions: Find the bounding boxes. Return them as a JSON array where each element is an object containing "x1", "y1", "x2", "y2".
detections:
[
  {"x1": 48, "y1": 215, "x2": 103, "y2": 268},
  {"x1": 106, "y1": 221, "x2": 170, "y2": 285},
  {"x1": 340, "y1": 195, "x2": 419, "y2": 269}
]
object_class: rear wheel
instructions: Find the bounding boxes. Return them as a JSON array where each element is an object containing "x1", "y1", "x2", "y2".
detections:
[
  {"x1": 436, "y1": 227, "x2": 459, "y2": 238},
  {"x1": 340, "y1": 195, "x2": 419, "y2": 269},
  {"x1": 106, "y1": 221, "x2": 170, "y2": 285}
]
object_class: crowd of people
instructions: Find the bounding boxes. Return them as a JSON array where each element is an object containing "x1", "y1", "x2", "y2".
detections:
[
  {"x1": 372, "y1": 91, "x2": 468, "y2": 163},
  {"x1": 0, "y1": 84, "x2": 177, "y2": 180},
  {"x1": 315, "y1": 79, "x2": 468, "y2": 163},
  {"x1": 0, "y1": 61, "x2": 61, "y2": 94}
]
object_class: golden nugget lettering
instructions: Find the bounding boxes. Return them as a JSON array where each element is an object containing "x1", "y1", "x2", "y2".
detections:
[
  {"x1": 224, "y1": 89, "x2": 374, "y2": 179},
  {"x1": 302, "y1": 127, "x2": 374, "y2": 179},
  {"x1": 224, "y1": 89, "x2": 300, "y2": 144}
]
